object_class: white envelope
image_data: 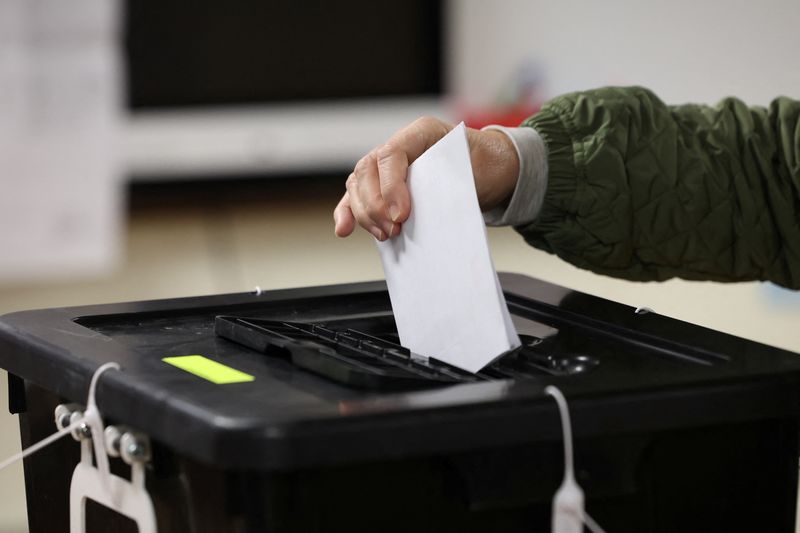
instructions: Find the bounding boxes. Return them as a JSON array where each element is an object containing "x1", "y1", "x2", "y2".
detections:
[{"x1": 377, "y1": 123, "x2": 521, "y2": 373}]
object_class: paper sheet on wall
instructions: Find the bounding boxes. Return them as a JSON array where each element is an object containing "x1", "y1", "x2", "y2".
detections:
[
  {"x1": 0, "y1": 0, "x2": 123, "y2": 284},
  {"x1": 376, "y1": 123, "x2": 520, "y2": 373}
]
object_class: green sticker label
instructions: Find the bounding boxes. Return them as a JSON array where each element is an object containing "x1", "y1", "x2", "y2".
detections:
[{"x1": 163, "y1": 355, "x2": 255, "y2": 384}]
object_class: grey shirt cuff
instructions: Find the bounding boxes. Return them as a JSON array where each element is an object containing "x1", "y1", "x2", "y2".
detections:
[{"x1": 481, "y1": 125, "x2": 548, "y2": 227}]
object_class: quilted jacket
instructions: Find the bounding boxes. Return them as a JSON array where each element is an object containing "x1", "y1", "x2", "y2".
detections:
[{"x1": 520, "y1": 86, "x2": 799, "y2": 289}]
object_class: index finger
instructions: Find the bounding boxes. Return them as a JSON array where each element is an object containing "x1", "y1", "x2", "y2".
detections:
[{"x1": 376, "y1": 117, "x2": 452, "y2": 224}]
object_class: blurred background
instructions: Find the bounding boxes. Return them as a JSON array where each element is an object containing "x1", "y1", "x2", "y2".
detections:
[{"x1": 1, "y1": 0, "x2": 799, "y2": 531}]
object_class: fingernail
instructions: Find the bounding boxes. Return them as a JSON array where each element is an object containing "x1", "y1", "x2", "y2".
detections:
[
  {"x1": 389, "y1": 203, "x2": 401, "y2": 222},
  {"x1": 384, "y1": 223, "x2": 395, "y2": 238},
  {"x1": 371, "y1": 228, "x2": 386, "y2": 241}
]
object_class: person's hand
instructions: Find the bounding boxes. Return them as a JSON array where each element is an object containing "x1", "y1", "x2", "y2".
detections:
[{"x1": 333, "y1": 117, "x2": 520, "y2": 240}]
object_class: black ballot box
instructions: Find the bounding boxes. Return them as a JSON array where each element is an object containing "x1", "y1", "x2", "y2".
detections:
[{"x1": 2, "y1": 273, "x2": 800, "y2": 533}]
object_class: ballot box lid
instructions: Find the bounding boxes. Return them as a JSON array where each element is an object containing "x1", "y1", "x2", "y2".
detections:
[{"x1": 2, "y1": 273, "x2": 799, "y2": 471}]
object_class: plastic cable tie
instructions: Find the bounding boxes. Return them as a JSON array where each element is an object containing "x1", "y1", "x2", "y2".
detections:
[
  {"x1": 69, "y1": 362, "x2": 158, "y2": 533},
  {"x1": 544, "y1": 385, "x2": 607, "y2": 533},
  {"x1": 0, "y1": 362, "x2": 120, "y2": 475},
  {"x1": 0, "y1": 419, "x2": 82, "y2": 473},
  {"x1": 84, "y1": 362, "x2": 121, "y2": 484},
  {"x1": 583, "y1": 511, "x2": 607, "y2": 533}
]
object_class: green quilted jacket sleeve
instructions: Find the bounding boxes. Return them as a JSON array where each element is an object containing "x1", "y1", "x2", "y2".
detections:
[{"x1": 519, "y1": 86, "x2": 800, "y2": 289}]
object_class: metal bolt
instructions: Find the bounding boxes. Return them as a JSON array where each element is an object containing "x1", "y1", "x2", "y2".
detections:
[
  {"x1": 54, "y1": 403, "x2": 84, "y2": 431},
  {"x1": 77, "y1": 422, "x2": 92, "y2": 440},
  {"x1": 119, "y1": 432, "x2": 151, "y2": 465},
  {"x1": 69, "y1": 411, "x2": 92, "y2": 441},
  {"x1": 126, "y1": 442, "x2": 145, "y2": 458},
  {"x1": 104, "y1": 425, "x2": 127, "y2": 458}
]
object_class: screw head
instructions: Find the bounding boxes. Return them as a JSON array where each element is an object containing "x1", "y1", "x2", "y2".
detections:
[
  {"x1": 120, "y1": 432, "x2": 151, "y2": 464},
  {"x1": 78, "y1": 422, "x2": 92, "y2": 439},
  {"x1": 126, "y1": 441, "x2": 145, "y2": 458}
]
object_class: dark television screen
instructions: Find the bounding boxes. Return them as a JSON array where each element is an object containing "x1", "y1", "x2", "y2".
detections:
[{"x1": 125, "y1": 0, "x2": 443, "y2": 109}]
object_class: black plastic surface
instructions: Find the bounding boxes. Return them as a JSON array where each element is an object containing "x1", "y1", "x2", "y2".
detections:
[
  {"x1": 1, "y1": 273, "x2": 800, "y2": 471},
  {"x1": 213, "y1": 316, "x2": 594, "y2": 391}
]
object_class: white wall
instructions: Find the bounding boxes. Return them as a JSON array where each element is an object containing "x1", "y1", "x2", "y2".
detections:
[{"x1": 449, "y1": 0, "x2": 800, "y2": 106}]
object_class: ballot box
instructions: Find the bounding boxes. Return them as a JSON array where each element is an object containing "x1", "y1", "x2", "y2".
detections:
[{"x1": 2, "y1": 273, "x2": 800, "y2": 532}]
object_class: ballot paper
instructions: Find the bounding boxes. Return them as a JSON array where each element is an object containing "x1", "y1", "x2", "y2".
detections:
[{"x1": 376, "y1": 123, "x2": 521, "y2": 373}]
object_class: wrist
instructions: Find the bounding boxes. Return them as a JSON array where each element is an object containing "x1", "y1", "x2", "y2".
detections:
[{"x1": 467, "y1": 128, "x2": 520, "y2": 211}]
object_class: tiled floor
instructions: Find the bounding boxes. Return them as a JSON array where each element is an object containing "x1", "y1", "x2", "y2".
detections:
[{"x1": 1, "y1": 178, "x2": 799, "y2": 532}]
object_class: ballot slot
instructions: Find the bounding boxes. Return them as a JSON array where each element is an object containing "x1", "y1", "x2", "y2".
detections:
[
  {"x1": 215, "y1": 315, "x2": 472, "y2": 390},
  {"x1": 214, "y1": 311, "x2": 584, "y2": 391},
  {"x1": 321, "y1": 310, "x2": 597, "y2": 381}
]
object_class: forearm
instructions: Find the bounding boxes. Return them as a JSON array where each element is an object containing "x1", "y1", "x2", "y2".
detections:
[{"x1": 509, "y1": 86, "x2": 800, "y2": 288}]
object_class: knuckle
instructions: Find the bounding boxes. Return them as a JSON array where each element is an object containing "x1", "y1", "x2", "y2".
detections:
[
  {"x1": 365, "y1": 200, "x2": 386, "y2": 222},
  {"x1": 354, "y1": 210, "x2": 373, "y2": 229},
  {"x1": 411, "y1": 116, "x2": 441, "y2": 146},
  {"x1": 376, "y1": 142, "x2": 395, "y2": 162},
  {"x1": 414, "y1": 115, "x2": 439, "y2": 130},
  {"x1": 355, "y1": 152, "x2": 377, "y2": 174},
  {"x1": 353, "y1": 156, "x2": 367, "y2": 174}
]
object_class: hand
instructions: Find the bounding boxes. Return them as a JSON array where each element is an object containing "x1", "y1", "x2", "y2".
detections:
[{"x1": 333, "y1": 117, "x2": 520, "y2": 240}]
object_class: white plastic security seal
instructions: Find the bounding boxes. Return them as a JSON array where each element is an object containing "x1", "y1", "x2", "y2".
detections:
[
  {"x1": 69, "y1": 362, "x2": 158, "y2": 533},
  {"x1": 0, "y1": 363, "x2": 157, "y2": 532},
  {"x1": 0, "y1": 420, "x2": 81, "y2": 473},
  {"x1": 545, "y1": 385, "x2": 607, "y2": 533}
]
